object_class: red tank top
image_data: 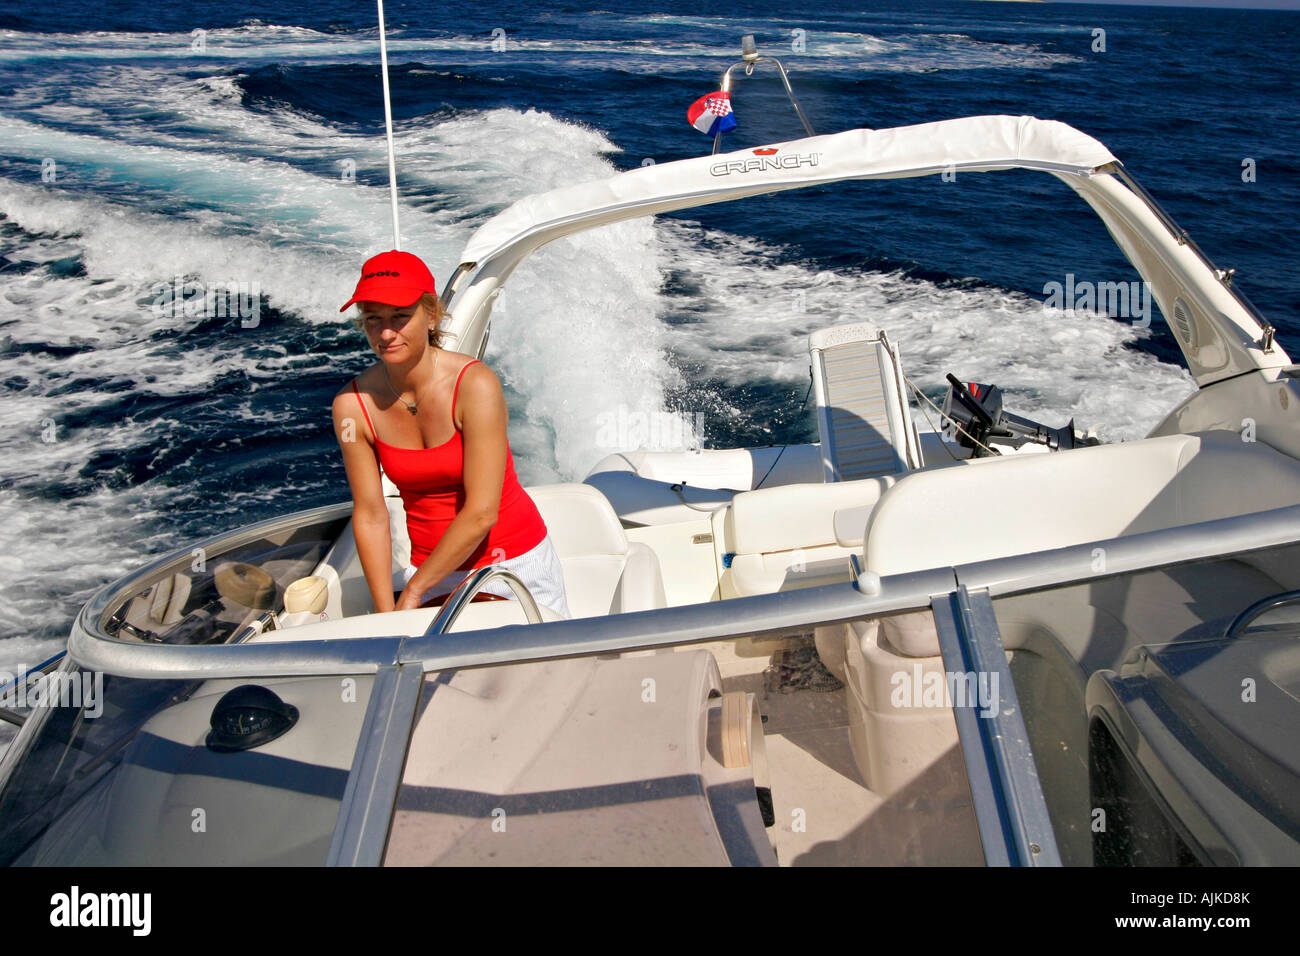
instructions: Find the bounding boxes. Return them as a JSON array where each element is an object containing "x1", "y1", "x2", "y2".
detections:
[{"x1": 351, "y1": 360, "x2": 547, "y2": 570}]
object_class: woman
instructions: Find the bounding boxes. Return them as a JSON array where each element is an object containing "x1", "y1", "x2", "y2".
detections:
[{"x1": 331, "y1": 250, "x2": 570, "y2": 618}]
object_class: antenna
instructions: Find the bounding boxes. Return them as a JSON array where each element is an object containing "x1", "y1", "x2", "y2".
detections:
[{"x1": 376, "y1": 0, "x2": 401, "y2": 250}]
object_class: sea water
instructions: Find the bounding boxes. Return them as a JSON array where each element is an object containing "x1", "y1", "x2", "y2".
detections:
[{"x1": 0, "y1": 0, "x2": 1296, "y2": 676}]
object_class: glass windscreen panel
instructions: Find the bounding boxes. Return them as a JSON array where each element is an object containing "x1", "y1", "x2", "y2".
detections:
[
  {"x1": 101, "y1": 511, "x2": 350, "y2": 647},
  {"x1": 0, "y1": 662, "x2": 374, "y2": 865},
  {"x1": 991, "y1": 540, "x2": 1300, "y2": 867},
  {"x1": 830, "y1": 610, "x2": 988, "y2": 865},
  {"x1": 379, "y1": 619, "x2": 986, "y2": 867}
]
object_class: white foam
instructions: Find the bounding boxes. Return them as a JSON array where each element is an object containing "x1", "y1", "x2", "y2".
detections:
[
  {"x1": 0, "y1": 103, "x2": 681, "y2": 652},
  {"x1": 0, "y1": 32, "x2": 1180, "y2": 668},
  {"x1": 414, "y1": 109, "x2": 689, "y2": 482},
  {"x1": 653, "y1": 218, "x2": 1194, "y2": 443},
  {"x1": 0, "y1": 23, "x2": 1079, "y2": 74}
]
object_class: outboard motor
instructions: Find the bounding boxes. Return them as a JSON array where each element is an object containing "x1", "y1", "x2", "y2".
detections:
[{"x1": 942, "y1": 373, "x2": 1099, "y2": 457}]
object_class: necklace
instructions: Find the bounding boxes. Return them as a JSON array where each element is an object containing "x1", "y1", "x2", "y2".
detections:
[{"x1": 383, "y1": 349, "x2": 439, "y2": 415}]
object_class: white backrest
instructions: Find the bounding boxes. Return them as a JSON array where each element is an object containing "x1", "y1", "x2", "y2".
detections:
[
  {"x1": 725, "y1": 475, "x2": 895, "y2": 555},
  {"x1": 864, "y1": 431, "x2": 1300, "y2": 577},
  {"x1": 529, "y1": 483, "x2": 629, "y2": 558},
  {"x1": 527, "y1": 483, "x2": 668, "y2": 618},
  {"x1": 810, "y1": 323, "x2": 922, "y2": 482}
]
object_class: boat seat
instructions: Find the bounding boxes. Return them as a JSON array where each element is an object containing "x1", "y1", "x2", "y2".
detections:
[
  {"x1": 528, "y1": 483, "x2": 667, "y2": 618},
  {"x1": 864, "y1": 429, "x2": 1300, "y2": 645},
  {"x1": 716, "y1": 475, "x2": 896, "y2": 598},
  {"x1": 853, "y1": 430, "x2": 1300, "y2": 658},
  {"x1": 119, "y1": 571, "x2": 193, "y2": 633},
  {"x1": 582, "y1": 444, "x2": 825, "y2": 526},
  {"x1": 810, "y1": 322, "x2": 923, "y2": 482},
  {"x1": 817, "y1": 429, "x2": 1300, "y2": 797},
  {"x1": 710, "y1": 322, "x2": 925, "y2": 600}
]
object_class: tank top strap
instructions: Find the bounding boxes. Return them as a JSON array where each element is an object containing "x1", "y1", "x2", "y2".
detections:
[
  {"x1": 351, "y1": 380, "x2": 380, "y2": 443},
  {"x1": 451, "y1": 360, "x2": 481, "y2": 421}
]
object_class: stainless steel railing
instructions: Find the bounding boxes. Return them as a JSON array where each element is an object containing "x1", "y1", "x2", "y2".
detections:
[
  {"x1": 423, "y1": 565, "x2": 545, "y2": 635},
  {"x1": 62, "y1": 501, "x2": 1300, "y2": 681},
  {"x1": 712, "y1": 43, "x2": 816, "y2": 156}
]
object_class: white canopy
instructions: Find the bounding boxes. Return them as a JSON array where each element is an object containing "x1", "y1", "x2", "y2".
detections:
[
  {"x1": 458, "y1": 114, "x2": 1117, "y2": 269},
  {"x1": 444, "y1": 114, "x2": 1286, "y2": 388}
]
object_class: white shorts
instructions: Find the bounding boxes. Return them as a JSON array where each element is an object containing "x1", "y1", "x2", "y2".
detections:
[{"x1": 397, "y1": 534, "x2": 571, "y2": 619}]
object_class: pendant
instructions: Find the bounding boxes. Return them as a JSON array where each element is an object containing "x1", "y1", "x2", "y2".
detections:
[{"x1": 405, "y1": 402, "x2": 418, "y2": 415}]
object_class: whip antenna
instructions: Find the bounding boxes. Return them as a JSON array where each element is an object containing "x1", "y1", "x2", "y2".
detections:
[{"x1": 377, "y1": 0, "x2": 401, "y2": 250}]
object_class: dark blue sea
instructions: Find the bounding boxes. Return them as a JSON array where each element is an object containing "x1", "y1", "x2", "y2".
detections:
[{"x1": 1, "y1": 0, "x2": 1297, "y2": 661}]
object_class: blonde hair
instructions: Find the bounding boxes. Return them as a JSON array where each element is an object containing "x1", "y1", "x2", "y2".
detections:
[{"x1": 353, "y1": 293, "x2": 446, "y2": 348}]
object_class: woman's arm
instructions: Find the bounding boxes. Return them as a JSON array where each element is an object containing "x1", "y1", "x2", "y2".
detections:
[
  {"x1": 332, "y1": 389, "x2": 397, "y2": 613},
  {"x1": 395, "y1": 363, "x2": 508, "y2": 610}
]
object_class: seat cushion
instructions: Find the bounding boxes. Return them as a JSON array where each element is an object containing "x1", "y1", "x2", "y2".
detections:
[
  {"x1": 528, "y1": 483, "x2": 628, "y2": 558},
  {"x1": 726, "y1": 545, "x2": 857, "y2": 598},
  {"x1": 613, "y1": 542, "x2": 667, "y2": 613},
  {"x1": 864, "y1": 431, "x2": 1300, "y2": 578},
  {"x1": 726, "y1": 476, "x2": 895, "y2": 555},
  {"x1": 864, "y1": 433, "x2": 1197, "y2": 576},
  {"x1": 527, "y1": 483, "x2": 670, "y2": 617},
  {"x1": 558, "y1": 555, "x2": 629, "y2": 619}
]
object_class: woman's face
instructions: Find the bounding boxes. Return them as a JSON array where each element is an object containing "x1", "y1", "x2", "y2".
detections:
[{"x1": 359, "y1": 300, "x2": 429, "y2": 361}]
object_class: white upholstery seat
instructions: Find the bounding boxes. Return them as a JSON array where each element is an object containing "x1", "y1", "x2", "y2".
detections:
[
  {"x1": 818, "y1": 429, "x2": 1300, "y2": 797},
  {"x1": 727, "y1": 476, "x2": 896, "y2": 554},
  {"x1": 852, "y1": 429, "x2": 1300, "y2": 659},
  {"x1": 121, "y1": 572, "x2": 193, "y2": 633},
  {"x1": 851, "y1": 430, "x2": 1300, "y2": 659},
  {"x1": 708, "y1": 322, "x2": 924, "y2": 601},
  {"x1": 528, "y1": 483, "x2": 667, "y2": 618},
  {"x1": 865, "y1": 430, "x2": 1300, "y2": 596},
  {"x1": 718, "y1": 476, "x2": 895, "y2": 597},
  {"x1": 582, "y1": 444, "x2": 825, "y2": 526}
]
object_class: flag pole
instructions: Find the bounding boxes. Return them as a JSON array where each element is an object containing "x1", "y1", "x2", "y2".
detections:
[{"x1": 377, "y1": 0, "x2": 401, "y2": 251}]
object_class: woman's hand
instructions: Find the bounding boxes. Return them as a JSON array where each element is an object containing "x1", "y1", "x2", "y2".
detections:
[{"x1": 393, "y1": 587, "x2": 424, "y2": 612}]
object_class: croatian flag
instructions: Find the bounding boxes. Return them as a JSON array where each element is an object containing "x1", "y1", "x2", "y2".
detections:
[{"x1": 686, "y1": 91, "x2": 737, "y2": 136}]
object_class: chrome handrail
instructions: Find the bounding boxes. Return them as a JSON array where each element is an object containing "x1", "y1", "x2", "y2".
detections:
[
  {"x1": 712, "y1": 36, "x2": 816, "y2": 156},
  {"x1": 1225, "y1": 588, "x2": 1300, "y2": 639},
  {"x1": 1110, "y1": 162, "x2": 1276, "y2": 349},
  {"x1": 61, "y1": 502, "x2": 1300, "y2": 681},
  {"x1": 423, "y1": 565, "x2": 544, "y2": 636}
]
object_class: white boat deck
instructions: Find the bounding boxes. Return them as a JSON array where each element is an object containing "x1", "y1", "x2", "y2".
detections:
[{"x1": 681, "y1": 635, "x2": 984, "y2": 866}]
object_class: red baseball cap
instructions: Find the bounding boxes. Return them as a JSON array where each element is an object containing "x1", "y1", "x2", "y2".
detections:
[{"x1": 339, "y1": 250, "x2": 438, "y2": 312}]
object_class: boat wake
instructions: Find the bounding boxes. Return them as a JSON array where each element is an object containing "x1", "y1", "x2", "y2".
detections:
[{"x1": 0, "y1": 20, "x2": 1199, "y2": 681}]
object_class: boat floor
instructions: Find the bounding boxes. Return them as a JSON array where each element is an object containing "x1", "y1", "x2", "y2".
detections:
[{"x1": 681, "y1": 636, "x2": 985, "y2": 866}]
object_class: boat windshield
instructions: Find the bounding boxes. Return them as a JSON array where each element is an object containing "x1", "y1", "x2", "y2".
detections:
[
  {"x1": 0, "y1": 666, "x2": 375, "y2": 865},
  {"x1": 0, "y1": 505, "x2": 358, "y2": 865},
  {"x1": 990, "y1": 539, "x2": 1300, "y2": 866},
  {"x1": 97, "y1": 508, "x2": 350, "y2": 648}
]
